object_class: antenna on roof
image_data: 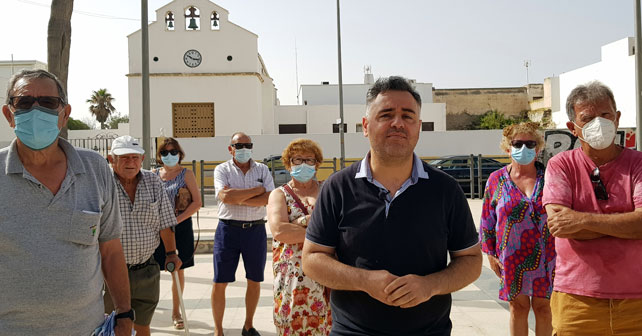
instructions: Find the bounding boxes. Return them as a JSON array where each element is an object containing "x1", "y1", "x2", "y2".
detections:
[
  {"x1": 295, "y1": 38, "x2": 300, "y2": 105},
  {"x1": 363, "y1": 65, "x2": 374, "y2": 84}
]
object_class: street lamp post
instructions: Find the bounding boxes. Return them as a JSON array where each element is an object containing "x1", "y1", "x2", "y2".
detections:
[
  {"x1": 141, "y1": 0, "x2": 151, "y2": 169},
  {"x1": 336, "y1": 0, "x2": 346, "y2": 169},
  {"x1": 635, "y1": 0, "x2": 642, "y2": 150}
]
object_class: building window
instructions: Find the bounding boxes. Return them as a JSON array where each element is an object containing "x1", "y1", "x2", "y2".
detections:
[
  {"x1": 211, "y1": 11, "x2": 220, "y2": 30},
  {"x1": 165, "y1": 11, "x2": 175, "y2": 31},
  {"x1": 356, "y1": 123, "x2": 363, "y2": 132},
  {"x1": 422, "y1": 122, "x2": 434, "y2": 131},
  {"x1": 172, "y1": 102, "x2": 214, "y2": 137},
  {"x1": 185, "y1": 6, "x2": 200, "y2": 30},
  {"x1": 333, "y1": 123, "x2": 347, "y2": 133},
  {"x1": 279, "y1": 124, "x2": 307, "y2": 134}
]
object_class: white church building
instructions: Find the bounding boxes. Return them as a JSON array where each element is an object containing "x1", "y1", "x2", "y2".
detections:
[{"x1": 126, "y1": 0, "x2": 446, "y2": 141}]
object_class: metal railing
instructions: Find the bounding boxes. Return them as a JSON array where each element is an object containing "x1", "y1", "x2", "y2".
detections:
[{"x1": 159, "y1": 154, "x2": 510, "y2": 206}]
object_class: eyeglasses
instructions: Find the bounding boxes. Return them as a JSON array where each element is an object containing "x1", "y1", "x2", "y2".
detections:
[
  {"x1": 159, "y1": 149, "x2": 179, "y2": 156},
  {"x1": 232, "y1": 143, "x2": 253, "y2": 150},
  {"x1": 291, "y1": 157, "x2": 317, "y2": 165},
  {"x1": 511, "y1": 140, "x2": 537, "y2": 149},
  {"x1": 9, "y1": 96, "x2": 65, "y2": 110},
  {"x1": 590, "y1": 167, "x2": 609, "y2": 200}
]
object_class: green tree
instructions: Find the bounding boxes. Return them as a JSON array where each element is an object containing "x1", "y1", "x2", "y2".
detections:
[
  {"x1": 473, "y1": 109, "x2": 530, "y2": 130},
  {"x1": 66, "y1": 117, "x2": 90, "y2": 130},
  {"x1": 107, "y1": 113, "x2": 129, "y2": 129},
  {"x1": 87, "y1": 89, "x2": 116, "y2": 129}
]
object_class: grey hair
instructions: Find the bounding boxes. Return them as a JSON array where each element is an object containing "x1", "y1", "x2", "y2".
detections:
[
  {"x1": 230, "y1": 132, "x2": 250, "y2": 145},
  {"x1": 365, "y1": 76, "x2": 422, "y2": 116},
  {"x1": 565, "y1": 81, "x2": 616, "y2": 121},
  {"x1": 5, "y1": 69, "x2": 67, "y2": 105}
]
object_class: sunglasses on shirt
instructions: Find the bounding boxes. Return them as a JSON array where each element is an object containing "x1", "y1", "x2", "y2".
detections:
[
  {"x1": 159, "y1": 149, "x2": 179, "y2": 156},
  {"x1": 232, "y1": 143, "x2": 253, "y2": 150},
  {"x1": 590, "y1": 167, "x2": 609, "y2": 201},
  {"x1": 9, "y1": 96, "x2": 65, "y2": 110},
  {"x1": 511, "y1": 140, "x2": 537, "y2": 149}
]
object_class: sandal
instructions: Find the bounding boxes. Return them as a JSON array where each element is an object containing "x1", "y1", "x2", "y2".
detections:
[{"x1": 173, "y1": 317, "x2": 185, "y2": 330}]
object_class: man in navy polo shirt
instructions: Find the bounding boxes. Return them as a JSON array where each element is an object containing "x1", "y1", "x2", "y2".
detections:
[{"x1": 302, "y1": 76, "x2": 482, "y2": 335}]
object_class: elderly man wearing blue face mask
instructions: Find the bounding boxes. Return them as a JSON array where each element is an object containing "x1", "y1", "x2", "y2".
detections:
[
  {"x1": 211, "y1": 132, "x2": 275, "y2": 336},
  {"x1": 0, "y1": 69, "x2": 133, "y2": 335}
]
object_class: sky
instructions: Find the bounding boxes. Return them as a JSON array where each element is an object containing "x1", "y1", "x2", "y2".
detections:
[{"x1": 0, "y1": 0, "x2": 635, "y2": 125}]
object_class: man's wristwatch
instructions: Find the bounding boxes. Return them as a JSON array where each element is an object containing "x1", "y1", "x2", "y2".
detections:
[
  {"x1": 114, "y1": 309, "x2": 135, "y2": 325},
  {"x1": 300, "y1": 217, "x2": 308, "y2": 227},
  {"x1": 166, "y1": 250, "x2": 177, "y2": 256}
]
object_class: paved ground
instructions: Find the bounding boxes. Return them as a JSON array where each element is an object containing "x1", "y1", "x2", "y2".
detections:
[{"x1": 149, "y1": 198, "x2": 536, "y2": 335}]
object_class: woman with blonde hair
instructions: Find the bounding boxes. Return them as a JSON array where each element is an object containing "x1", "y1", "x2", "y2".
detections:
[
  {"x1": 479, "y1": 122, "x2": 555, "y2": 336},
  {"x1": 267, "y1": 139, "x2": 331, "y2": 335}
]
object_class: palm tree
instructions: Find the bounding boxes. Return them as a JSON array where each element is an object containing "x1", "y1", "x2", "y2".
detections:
[
  {"x1": 48, "y1": 0, "x2": 74, "y2": 138},
  {"x1": 87, "y1": 89, "x2": 116, "y2": 129}
]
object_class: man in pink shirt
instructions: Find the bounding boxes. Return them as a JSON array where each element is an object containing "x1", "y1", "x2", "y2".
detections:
[{"x1": 543, "y1": 81, "x2": 642, "y2": 335}]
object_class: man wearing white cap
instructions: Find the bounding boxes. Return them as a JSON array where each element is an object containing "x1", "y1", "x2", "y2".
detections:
[{"x1": 106, "y1": 135, "x2": 181, "y2": 336}]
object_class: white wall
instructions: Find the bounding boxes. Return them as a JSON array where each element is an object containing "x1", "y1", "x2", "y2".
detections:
[
  {"x1": 274, "y1": 102, "x2": 447, "y2": 133},
  {"x1": 128, "y1": 75, "x2": 263, "y2": 138},
  {"x1": 0, "y1": 60, "x2": 48, "y2": 142},
  {"x1": 67, "y1": 123, "x2": 130, "y2": 139},
  {"x1": 301, "y1": 82, "x2": 434, "y2": 106},
  {"x1": 174, "y1": 129, "x2": 505, "y2": 162},
  {"x1": 555, "y1": 37, "x2": 635, "y2": 127}
]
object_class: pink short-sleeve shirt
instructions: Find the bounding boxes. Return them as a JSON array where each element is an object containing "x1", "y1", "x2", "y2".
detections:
[{"x1": 543, "y1": 147, "x2": 642, "y2": 299}]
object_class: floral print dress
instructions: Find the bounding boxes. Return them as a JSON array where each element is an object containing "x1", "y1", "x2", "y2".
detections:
[
  {"x1": 273, "y1": 184, "x2": 331, "y2": 336},
  {"x1": 479, "y1": 164, "x2": 555, "y2": 301}
]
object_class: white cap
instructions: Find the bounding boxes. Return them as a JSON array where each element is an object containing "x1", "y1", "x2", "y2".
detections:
[{"x1": 110, "y1": 135, "x2": 145, "y2": 155}]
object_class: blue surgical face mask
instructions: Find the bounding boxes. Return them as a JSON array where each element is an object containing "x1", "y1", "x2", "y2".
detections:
[
  {"x1": 234, "y1": 148, "x2": 252, "y2": 163},
  {"x1": 161, "y1": 153, "x2": 180, "y2": 167},
  {"x1": 511, "y1": 145, "x2": 536, "y2": 165},
  {"x1": 14, "y1": 106, "x2": 61, "y2": 150},
  {"x1": 290, "y1": 163, "x2": 316, "y2": 183}
]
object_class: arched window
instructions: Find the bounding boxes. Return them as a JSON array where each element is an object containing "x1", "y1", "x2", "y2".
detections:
[
  {"x1": 185, "y1": 6, "x2": 200, "y2": 31},
  {"x1": 165, "y1": 11, "x2": 175, "y2": 31},
  {"x1": 210, "y1": 11, "x2": 220, "y2": 30}
]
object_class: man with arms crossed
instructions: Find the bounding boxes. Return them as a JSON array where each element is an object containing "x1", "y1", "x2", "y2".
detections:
[
  {"x1": 302, "y1": 76, "x2": 482, "y2": 335},
  {"x1": 212, "y1": 132, "x2": 274, "y2": 336},
  {"x1": 0, "y1": 69, "x2": 132, "y2": 335},
  {"x1": 543, "y1": 81, "x2": 642, "y2": 335}
]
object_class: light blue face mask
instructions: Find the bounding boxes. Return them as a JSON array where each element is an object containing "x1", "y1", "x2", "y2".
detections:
[
  {"x1": 161, "y1": 153, "x2": 180, "y2": 167},
  {"x1": 511, "y1": 145, "x2": 536, "y2": 165},
  {"x1": 14, "y1": 106, "x2": 60, "y2": 150},
  {"x1": 290, "y1": 163, "x2": 316, "y2": 183},
  {"x1": 234, "y1": 148, "x2": 252, "y2": 163}
]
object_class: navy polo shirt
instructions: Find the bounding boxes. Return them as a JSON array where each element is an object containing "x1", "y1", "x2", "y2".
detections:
[{"x1": 306, "y1": 154, "x2": 479, "y2": 336}]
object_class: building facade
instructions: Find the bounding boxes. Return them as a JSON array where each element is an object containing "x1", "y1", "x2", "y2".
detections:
[
  {"x1": 0, "y1": 60, "x2": 48, "y2": 145},
  {"x1": 552, "y1": 37, "x2": 635, "y2": 128},
  {"x1": 127, "y1": 0, "x2": 276, "y2": 139}
]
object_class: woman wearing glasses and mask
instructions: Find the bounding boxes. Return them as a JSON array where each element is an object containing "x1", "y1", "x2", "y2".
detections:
[
  {"x1": 267, "y1": 139, "x2": 331, "y2": 335},
  {"x1": 153, "y1": 137, "x2": 202, "y2": 330},
  {"x1": 479, "y1": 122, "x2": 555, "y2": 336}
]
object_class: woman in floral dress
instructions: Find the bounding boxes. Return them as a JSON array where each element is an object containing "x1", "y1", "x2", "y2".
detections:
[
  {"x1": 267, "y1": 139, "x2": 331, "y2": 336},
  {"x1": 480, "y1": 122, "x2": 555, "y2": 336}
]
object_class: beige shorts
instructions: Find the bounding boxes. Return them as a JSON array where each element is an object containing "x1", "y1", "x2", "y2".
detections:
[{"x1": 551, "y1": 291, "x2": 642, "y2": 336}]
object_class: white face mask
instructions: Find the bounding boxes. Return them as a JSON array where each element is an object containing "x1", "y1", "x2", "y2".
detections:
[{"x1": 573, "y1": 117, "x2": 616, "y2": 150}]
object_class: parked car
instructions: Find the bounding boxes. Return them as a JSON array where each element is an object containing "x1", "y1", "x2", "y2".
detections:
[
  {"x1": 263, "y1": 155, "x2": 290, "y2": 187},
  {"x1": 427, "y1": 155, "x2": 506, "y2": 198}
]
